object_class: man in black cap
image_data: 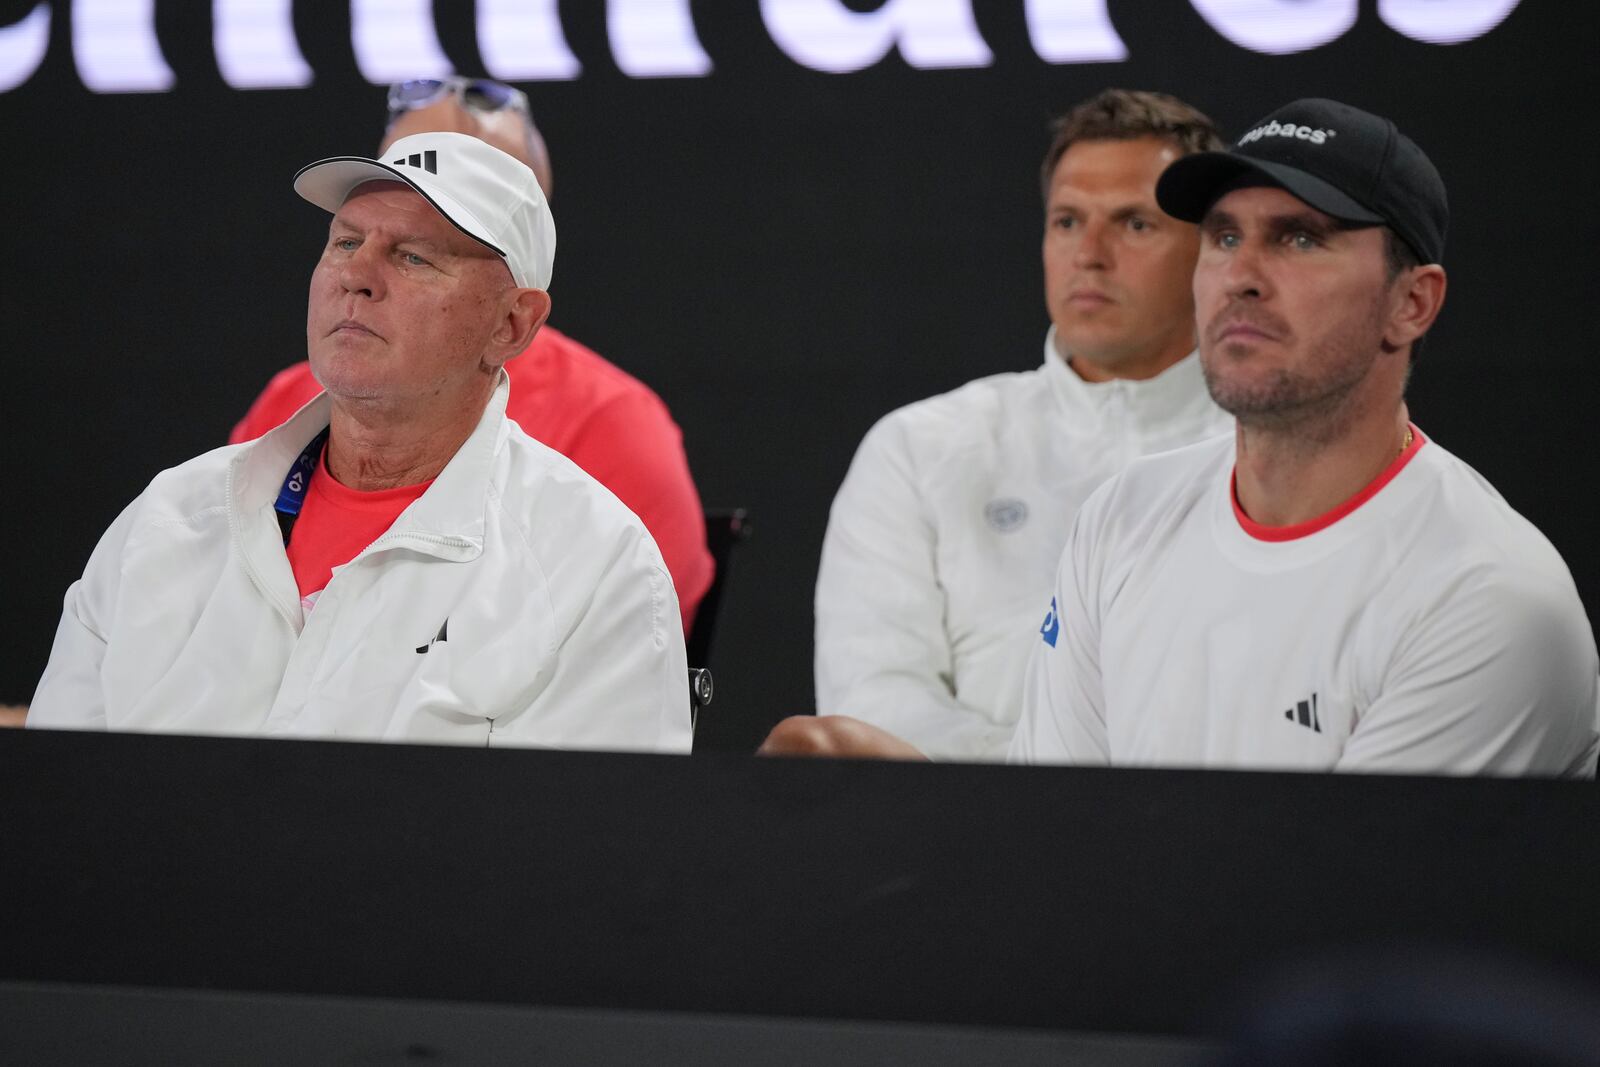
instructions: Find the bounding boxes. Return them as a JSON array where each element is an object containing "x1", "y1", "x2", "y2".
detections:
[{"x1": 1011, "y1": 99, "x2": 1599, "y2": 775}]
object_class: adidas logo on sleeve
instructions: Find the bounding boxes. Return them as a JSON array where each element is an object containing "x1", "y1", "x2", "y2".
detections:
[{"x1": 1283, "y1": 692, "x2": 1321, "y2": 733}]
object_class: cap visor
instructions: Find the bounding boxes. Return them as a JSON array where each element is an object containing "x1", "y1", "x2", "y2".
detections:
[
  {"x1": 1156, "y1": 152, "x2": 1385, "y2": 226},
  {"x1": 292, "y1": 156, "x2": 510, "y2": 262}
]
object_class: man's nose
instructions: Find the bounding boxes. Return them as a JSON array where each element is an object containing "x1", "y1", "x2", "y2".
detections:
[
  {"x1": 337, "y1": 243, "x2": 384, "y2": 300},
  {"x1": 1072, "y1": 218, "x2": 1112, "y2": 270},
  {"x1": 1219, "y1": 238, "x2": 1268, "y2": 300}
]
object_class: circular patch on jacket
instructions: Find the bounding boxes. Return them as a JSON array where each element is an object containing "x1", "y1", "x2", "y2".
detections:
[{"x1": 984, "y1": 498, "x2": 1029, "y2": 533}]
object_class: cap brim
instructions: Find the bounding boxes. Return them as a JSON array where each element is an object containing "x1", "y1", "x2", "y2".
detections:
[
  {"x1": 292, "y1": 157, "x2": 510, "y2": 262},
  {"x1": 1156, "y1": 152, "x2": 1385, "y2": 227}
]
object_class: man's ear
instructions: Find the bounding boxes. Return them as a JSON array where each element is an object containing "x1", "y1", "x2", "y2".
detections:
[
  {"x1": 485, "y1": 288, "x2": 551, "y2": 370},
  {"x1": 1384, "y1": 264, "x2": 1447, "y2": 351}
]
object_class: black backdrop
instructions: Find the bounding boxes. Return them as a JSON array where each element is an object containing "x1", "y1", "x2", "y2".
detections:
[{"x1": 4, "y1": 2, "x2": 1593, "y2": 752}]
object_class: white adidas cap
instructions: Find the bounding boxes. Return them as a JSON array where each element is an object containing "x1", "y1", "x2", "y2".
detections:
[{"x1": 293, "y1": 131, "x2": 555, "y2": 290}]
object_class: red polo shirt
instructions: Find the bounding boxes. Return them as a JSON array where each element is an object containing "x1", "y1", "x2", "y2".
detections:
[
  {"x1": 286, "y1": 451, "x2": 432, "y2": 604},
  {"x1": 231, "y1": 326, "x2": 712, "y2": 632}
]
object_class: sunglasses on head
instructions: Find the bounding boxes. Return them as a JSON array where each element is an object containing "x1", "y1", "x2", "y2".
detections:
[{"x1": 387, "y1": 77, "x2": 530, "y2": 119}]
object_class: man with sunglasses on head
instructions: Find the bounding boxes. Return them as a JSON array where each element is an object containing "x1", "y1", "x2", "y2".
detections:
[{"x1": 232, "y1": 76, "x2": 714, "y2": 635}]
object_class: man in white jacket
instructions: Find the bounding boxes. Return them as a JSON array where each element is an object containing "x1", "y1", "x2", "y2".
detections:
[
  {"x1": 29, "y1": 132, "x2": 692, "y2": 752},
  {"x1": 784, "y1": 90, "x2": 1231, "y2": 761}
]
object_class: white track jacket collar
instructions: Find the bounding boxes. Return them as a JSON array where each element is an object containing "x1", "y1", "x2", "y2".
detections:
[
  {"x1": 31, "y1": 373, "x2": 692, "y2": 752},
  {"x1": 1041, "y1": 326, "x2": 1221, "y2": 451},
  {"x1": 813, "y1": 331, "x2": 1231, "y2": 760}
]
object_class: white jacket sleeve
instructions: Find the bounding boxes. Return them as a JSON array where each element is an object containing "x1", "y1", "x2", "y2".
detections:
[
  {"x1": 1338, "y1": 566, "x2": 1600, "y2": 777},
  {"x1": 1009, "y1": 506, "x2": 1110, "y2": 766},
  {"x1": 29, "y1": 500, "x2": 141, "y2": 731},
  {"x1": 813, "y1": 417, "x2": 1009, "y2": 759},
  {"x1": 490, "y1": 528, "x2": 692, "y2": 754}
]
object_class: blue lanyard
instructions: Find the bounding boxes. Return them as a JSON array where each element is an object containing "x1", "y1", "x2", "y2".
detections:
[{"x1": 274, "y1": 428, "x2": 330, "y2": 546}]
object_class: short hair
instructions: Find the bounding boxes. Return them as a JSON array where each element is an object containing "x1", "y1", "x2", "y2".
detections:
[
  {"x1": 1383, "y1": 227, "x2": 1422, "y2": 283},
  {"x1": 1337, "y1": 224, "x2": 1428, "y2": 362},
  {"x1": 1384, "y1": 227, "x2": 1429, "y2": 362},
  {"x1": 1041, "y1": 89, "x2": 1224, "y2": 200},
  {"x1": 1317, "y1": 223, "x2": 1429, "y2": 362},
  {"x1": 1328, "y1": 222, "x2": 1423, "y2": 284}
]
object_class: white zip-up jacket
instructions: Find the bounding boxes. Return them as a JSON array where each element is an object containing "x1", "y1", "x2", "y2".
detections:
[
  {"x1": 30, "y1": 374, "x2": 692, "y2": 751},
  {"x1": 813, "y1": 330, "x2": 1231, "y2": 760}
]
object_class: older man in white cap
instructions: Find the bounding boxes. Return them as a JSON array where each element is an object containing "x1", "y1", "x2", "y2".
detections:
[
  {"x1": 230, "y1": 77, "x2": 713, "y2": 637},
  {"x1": 29, "y1": 132, "x2": 691, "y2": 752}
]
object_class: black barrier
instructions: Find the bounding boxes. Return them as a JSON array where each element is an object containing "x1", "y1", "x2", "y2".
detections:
[
  {"x1": 2, "y1": 729, "x2": 1595, "y2": 1040},
  {"x1": 0, "y1": 982, "x2": 1211, "y2": 1066}
]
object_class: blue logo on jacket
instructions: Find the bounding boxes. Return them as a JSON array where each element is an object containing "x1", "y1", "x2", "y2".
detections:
[{"x1": 1039, "y1": 597, "x2": 1060, "y2": 647}]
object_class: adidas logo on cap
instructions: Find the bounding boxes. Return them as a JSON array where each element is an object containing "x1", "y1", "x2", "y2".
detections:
[
  {"x1": 295, "y1": 131, "x2": 556, "y2": 290},
  {"x1": 391, "y1": 149, "x2": 438, "y2": 174}
]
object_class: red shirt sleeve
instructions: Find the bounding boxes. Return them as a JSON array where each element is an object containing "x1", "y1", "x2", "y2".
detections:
[
  {"x1": 230, "y1": 363, "x2": 323, "y2": 444},
  {"x1": 561, "y1": 391, "x2": 713, "y2": 635}
]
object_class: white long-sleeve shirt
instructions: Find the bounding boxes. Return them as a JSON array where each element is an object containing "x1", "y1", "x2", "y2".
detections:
[
  {"x1": 30, "y1": 374, "x2": 692, "y2": 752},
  {"x1": 813, "y1": 330, "x2": 1230, "y2": 760},
  {"x1": 1011, "y1": 431, "x2": 1600, "y2": 776}
]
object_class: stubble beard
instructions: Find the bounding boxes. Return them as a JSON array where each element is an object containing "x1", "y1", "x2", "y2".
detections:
[{"x1": 1202, "y1": 300, "x2": 1387, "y2": 444}]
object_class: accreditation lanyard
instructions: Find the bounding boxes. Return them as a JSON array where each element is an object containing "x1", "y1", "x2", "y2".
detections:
[{"x1": 274, "y1": 428, "x2": 330, "y2": 546}]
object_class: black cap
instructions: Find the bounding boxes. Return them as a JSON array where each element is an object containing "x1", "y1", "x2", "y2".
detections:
[{"x1": 1156, "y1": 98, "x2": 1447, "y2": 265}]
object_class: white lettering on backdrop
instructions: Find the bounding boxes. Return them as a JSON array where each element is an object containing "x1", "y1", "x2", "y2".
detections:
[
  {"x1": 215, "y1": 0, "x2": 313, "y2": 89},
  {"x1": 1187, "y1": 0, "x2": 1357, "y2": 56},
  {"x1": 75, "y1": 0, "x2": 173, "y2": 92},
  {"x1": 351, "y1": 0, "x2": 451, "y2": 83},
  {"x1": 0, "y1": 4, "x2": 48, "y2": 92},
  {"x1": 759, "y1": 0, "x2": 991, "y2": 73},
  {"x1": 478, "y1": 0, "x2": 582, "y2": 80},
  {"x1": 610, "y1": 0, "x2": 713, "y2": 78},
  {"x1": 0, "y1": 1, "x2": 1528, "y2": 93},
  {"x1": 1025, "y1": 0, "x2": 1127, "y2": 63},
  {"x1": 1377, "y1": 0, "x2": 1522, "y2": 45}
]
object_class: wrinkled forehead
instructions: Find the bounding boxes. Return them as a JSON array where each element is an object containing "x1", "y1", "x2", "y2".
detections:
[
  {"x1": 1050, "y1": 136, "x2": 1184, "y2": 202},
  {"x1": 331, "y1": 181, "x2": 492, "y2": 255},
  {"x1": 325, "y1": 177, "x2": 435, "y2": 218},
  {"x1": 325, "y1": 181, "x2": 514, "y2": 287}
]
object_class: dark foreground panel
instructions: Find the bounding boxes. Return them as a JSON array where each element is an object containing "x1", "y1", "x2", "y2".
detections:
[
  {"x1": 0, "y1": 981, "x2": 1207, "y2": 1067},
  {"x1": 2, "y1": 730, "x2": 1595, "y2": 1042}
]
